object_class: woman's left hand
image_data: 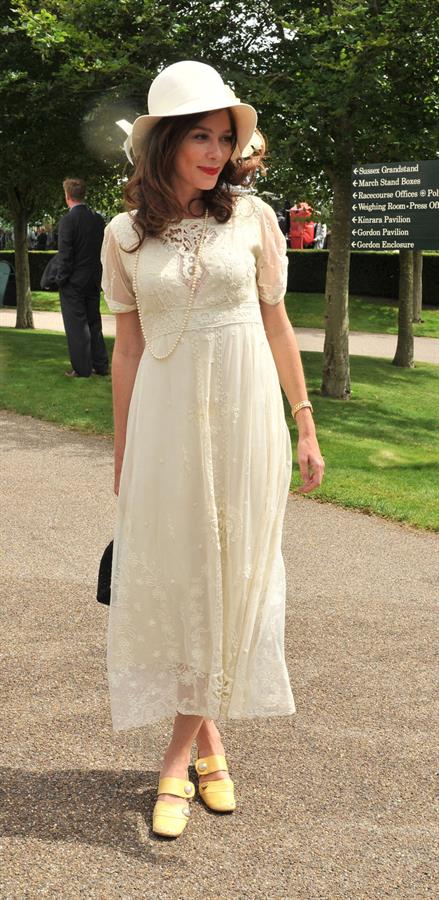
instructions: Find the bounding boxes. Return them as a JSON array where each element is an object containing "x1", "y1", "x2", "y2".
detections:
[{"x1": 296, "y1": 435, "x2": 325, "y2": 494}]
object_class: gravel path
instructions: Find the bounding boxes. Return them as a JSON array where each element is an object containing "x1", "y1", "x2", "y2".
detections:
[
  {"x1": 1, "y1": 307, "x2": 438, "y2": 364},
  {"x1": 0, "y1": 409, "x2": 437, "y2": 899}
]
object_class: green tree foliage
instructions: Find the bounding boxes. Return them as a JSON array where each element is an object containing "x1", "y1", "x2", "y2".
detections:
[
  {"x1": 2, "y1": 0, "x2": 280, "y2": 324},
  {"x1": 258, "y1": 0, "x2": 438, "y2": 393},
  {"x1": 0, "y1": 1, "x2": 110, "y2": 324},
  {"x1": 3, "y1": 0, "x2": 438, "y2": 380},
  {"x1": 0, "y1": 0, "x2": 184, "y2": 325}
]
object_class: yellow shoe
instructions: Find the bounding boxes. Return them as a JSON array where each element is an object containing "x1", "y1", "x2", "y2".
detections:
[
  {"x1": 195, "y1": 754, "x2": 236, "y2": 812},
  {"x1": 152, "y1": 776, "x2": 195, "y2": 837}
]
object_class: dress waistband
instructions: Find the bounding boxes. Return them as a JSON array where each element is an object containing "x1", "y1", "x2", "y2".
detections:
[{"x1": 140, "y1": 301, "x2": 263, "y2": 340}]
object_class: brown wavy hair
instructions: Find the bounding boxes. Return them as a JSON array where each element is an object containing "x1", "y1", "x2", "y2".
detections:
[{"x1": 123, "y1": 109, "x2": 265, "y2": 249}]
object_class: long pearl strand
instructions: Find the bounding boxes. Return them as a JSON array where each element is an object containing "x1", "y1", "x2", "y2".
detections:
[{"x1": 132, "y1": 210, "x2": 209, "y2": 360}]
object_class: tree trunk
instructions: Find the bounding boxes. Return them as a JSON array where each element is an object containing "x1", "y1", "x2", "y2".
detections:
[
  {"x1": 321, "y1": 173, "x2": 351, "y2": 398},
  {"x1": 412, "y1": 250, "x2": 423, "y2": 323},
  {"x1": 392, "y1": 249, "x2": 414, "y2": 368},
  {"x1": 7, "y1": 186, "x2": 34, "y2": 328},
  {"x1": 13, "y1": 210, "x2": 34, "y2": 328}
]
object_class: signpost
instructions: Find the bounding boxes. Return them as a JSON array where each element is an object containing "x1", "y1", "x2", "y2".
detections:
[{"x1": 350, "y1": 159, "x2": 439, "y2": 250}]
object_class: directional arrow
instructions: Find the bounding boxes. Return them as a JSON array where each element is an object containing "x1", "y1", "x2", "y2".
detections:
[
  {"x1": 353, "y1": 192, "x2": 358, "y2": 198},
  {"x1": 352, "y1": 229, "x2": 357, "y2": 235},
  {"x1": 354, "y1": 167, "x2": 359, "y2": 174},
  {"x1": 352, "y1": 204, "x2": 358, "y2": 211},
  {"x1": 353, "y1": 180, "x2": 358, "y2": 186},
  {"x1": 352, "y1": 217, "x2": 358, "y2": 223},
  {"x1": 352, "y1": 241, "x2": 357, "y2": 247}
]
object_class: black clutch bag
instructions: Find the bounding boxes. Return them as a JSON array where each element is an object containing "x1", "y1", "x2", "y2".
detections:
[
  {"x1": 40, "y1": 253, "x2": 60, "y2": 290},
  {"x1": 97, "y1": 540, "x2": 113, "y2": 605}
]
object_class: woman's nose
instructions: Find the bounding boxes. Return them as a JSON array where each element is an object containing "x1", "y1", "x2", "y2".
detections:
[{"x1": 207, "y1": 140, "x2": 223, "y2": 160}]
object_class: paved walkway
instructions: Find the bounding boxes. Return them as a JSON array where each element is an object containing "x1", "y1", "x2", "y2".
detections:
[
  {"x1": 1, "y1": 307, "x2": 438, "y2": 363},
  {"x1": 1, "y1": 408, "x2": 437, "y2": 898}
]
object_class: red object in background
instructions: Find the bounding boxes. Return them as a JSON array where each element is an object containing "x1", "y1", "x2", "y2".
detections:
[{"x1": 289, "y1": 203, "x2": 315, "y2": 249}]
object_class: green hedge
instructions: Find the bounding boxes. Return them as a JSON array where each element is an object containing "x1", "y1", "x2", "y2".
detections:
[
  {"x1": 1, "y1": 248, "x2": 438, "y2": 306},
  {"x1": 287, "y1": 250, "x2": 438, "y2": 305},
  {"x1": 0, "y1": 250, "x2": 53, "y2": 302}
]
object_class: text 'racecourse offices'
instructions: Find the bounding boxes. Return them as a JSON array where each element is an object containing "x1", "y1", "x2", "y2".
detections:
[{"x1": 350, "y1": 160, "x2": 439, "y2": 251}]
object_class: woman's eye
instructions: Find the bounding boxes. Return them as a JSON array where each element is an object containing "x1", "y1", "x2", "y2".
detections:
[{"x1": 192, "y1": 133, "x2": 233, "y2": 142}]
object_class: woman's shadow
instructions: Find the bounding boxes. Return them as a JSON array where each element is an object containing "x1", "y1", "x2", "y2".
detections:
[{"x1": 0, "y1": 767, "x2": 193, "y2": 862}]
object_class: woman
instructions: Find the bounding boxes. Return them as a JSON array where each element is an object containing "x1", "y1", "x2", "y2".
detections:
[{"x1": 102, "y1": 60, "x2": 324, "y2": 838}]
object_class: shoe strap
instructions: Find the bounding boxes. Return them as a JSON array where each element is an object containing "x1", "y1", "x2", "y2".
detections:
[
  {"x1": 158, "y1": 777, "x2": 195, "y2": 799},
  {"x1": 199, "y1": 778, "x2": 234, "y2": 795},
  {"x1": 195, "y1": 754, "x2": 228, "y2": 776},
  {"x1": 154, "y1": 800, "x2": 191, "y2": 819}
]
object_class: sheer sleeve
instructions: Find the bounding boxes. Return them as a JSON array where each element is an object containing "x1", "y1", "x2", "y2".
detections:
[
  {"x1": 101, "y1": 223, "x2": 137, "y2": 313},
  {"x1": 255, "y1": 201, "x2": 288, "y2": 305}
]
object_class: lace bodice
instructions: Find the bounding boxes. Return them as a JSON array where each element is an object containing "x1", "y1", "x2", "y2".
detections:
[{"x1": 101, "y1": 195, "x2": 288, "y2": 347}]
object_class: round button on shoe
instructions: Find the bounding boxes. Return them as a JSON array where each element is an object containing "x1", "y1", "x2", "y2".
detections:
[
  {"x1": 184, "y1": 784, "x2": 192, "y2": 795},
  {"x1": 183, "y1": 806, "x2": 190, "y2": 817},
  {"x1": 198, "y1": 761, "x2": 208, "y2": 772}
]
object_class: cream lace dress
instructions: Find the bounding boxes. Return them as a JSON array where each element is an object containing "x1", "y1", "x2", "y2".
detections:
[{"x1": 101, "y1": 194, "x2": 295, "y2": 730}]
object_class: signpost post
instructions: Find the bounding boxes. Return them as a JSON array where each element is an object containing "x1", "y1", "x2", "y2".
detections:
[{"x1": 350, "y1": 159, "x2": 439, "y2": 250}]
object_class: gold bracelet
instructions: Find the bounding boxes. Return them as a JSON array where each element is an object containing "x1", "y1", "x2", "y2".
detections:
[{"x1": 292, "y1": 400, "x2": 313, "y2": 417}]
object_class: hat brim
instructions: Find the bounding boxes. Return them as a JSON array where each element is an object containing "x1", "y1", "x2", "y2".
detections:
[{"x1": 130, "y1": 102, "x2": 257, "y2": 162}]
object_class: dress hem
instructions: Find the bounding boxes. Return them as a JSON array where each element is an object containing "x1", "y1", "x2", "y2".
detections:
[{"x1": 110, "y1": 704, "x2": 296, "y2": 733}]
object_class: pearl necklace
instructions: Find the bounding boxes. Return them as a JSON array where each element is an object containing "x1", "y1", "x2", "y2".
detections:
[{"x1": 132, "y1": 210, "x2": 209, "y2": 360}]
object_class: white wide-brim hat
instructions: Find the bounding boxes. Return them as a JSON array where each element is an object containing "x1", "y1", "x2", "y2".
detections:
[{"x1": 117, "y1": 60, "x2": 257, "y2": 164}]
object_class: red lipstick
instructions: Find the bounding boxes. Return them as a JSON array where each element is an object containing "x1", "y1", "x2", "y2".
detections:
[{"x1": 199, "y1": 167, "x2": 220, "y2": 175}]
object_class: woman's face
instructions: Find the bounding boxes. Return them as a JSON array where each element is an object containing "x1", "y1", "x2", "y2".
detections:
[{"x1": 172, "y1": 109, "x2": 234, "y2": 198}]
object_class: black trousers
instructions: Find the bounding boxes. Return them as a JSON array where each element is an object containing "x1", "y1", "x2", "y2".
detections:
[{"x1": 60, "y1": 284, "x2": 109, "y2": 377}]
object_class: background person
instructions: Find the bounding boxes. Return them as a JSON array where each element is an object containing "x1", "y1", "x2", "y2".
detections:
[
  {"x1": 289, "y1": 201, "x2": 315, "y2": 249},
  {"x1": 35, "y1": 226, "x2": 48, "y2": 250},
  {"x1": 102, "y1": 60, "x2": 324, "y2": 839},
  {"x1": 27, "y1": 229, "x2": 37, "y2": 249},
  {"x1": 277, "y1": 198, "x2": 292, "y2": 241},
  {"x1": 48, "y1": 227, "x2": 58, "y2": 250},
  {"x1": 313, "y1": 220, "x2": 327, "y2": 249},
  {"x1": 57, "y1": 177, "x2": 108, "y2": 377}
]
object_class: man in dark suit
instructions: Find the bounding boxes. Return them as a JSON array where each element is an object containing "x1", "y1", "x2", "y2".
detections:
[{"x1": 57, "y1": 177, "x2": 108, "y2": 377}]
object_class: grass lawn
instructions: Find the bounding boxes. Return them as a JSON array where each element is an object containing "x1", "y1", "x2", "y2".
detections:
[
  {"x1": 1, "y1": 326, "x2": 438, "y2": 531},
  {"x1": 29, "y1": 290, "x2": 439, "y2": 338},
  {"x1": 31, "y1": 291, "x2": 111, "y2": 315},
  {"x1": 0, "y1": 328, "x2": 113, "y2": 433},
  {"x1": 285, "y1": 292, "x2": 439, "y2": 338}
]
